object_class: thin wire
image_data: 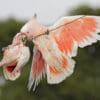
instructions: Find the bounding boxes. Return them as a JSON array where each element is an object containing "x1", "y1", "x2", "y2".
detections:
[
  {"x1": 2, "y1": 16, "x2": 86, "y2": 51},
  {"x1": 33, "y1": 15, "x2": 86, "y2": 39},
  {"x1": 49, "y1": 15, "x2": 86, "y2": 32}
]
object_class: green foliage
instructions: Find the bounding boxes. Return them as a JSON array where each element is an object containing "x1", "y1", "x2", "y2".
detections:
[
  {"x1": 0, "y1": 18, "x2": 25, "y2": 46},
  {"x1": 69, "y1": 5, "x2": 100, "y2": 16},
  {"x1": 0, "y1": 5, "x2": 100, "y2": 100}
]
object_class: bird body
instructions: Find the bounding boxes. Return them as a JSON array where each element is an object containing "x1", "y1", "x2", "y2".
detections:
[{"x1": 0, "y1": 15, "x2": 100, "y2": 91}]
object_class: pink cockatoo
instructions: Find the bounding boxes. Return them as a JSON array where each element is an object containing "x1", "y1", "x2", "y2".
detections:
[
  {"x1": 1, "y1": 15, "x2": 100, "y2": 91},
  {"x1": 20, "y1": 15, "x2": 100, "y2": 91},
  {"x1": 0, "y1": 32, "x2": 30, "y2": 80}
]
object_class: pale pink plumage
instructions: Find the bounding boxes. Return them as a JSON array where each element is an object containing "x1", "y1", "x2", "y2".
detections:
[
  {"x1": 0, "y1": 33, "x2": 30, "y2": 80},
  {"x1": 0, "y1": 15, "x2": 100, "y2": 91}
]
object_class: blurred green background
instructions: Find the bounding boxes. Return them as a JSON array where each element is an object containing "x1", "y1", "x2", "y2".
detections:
[{"x1": 0, "y1": 5, "x2": 100, "y2": 100}]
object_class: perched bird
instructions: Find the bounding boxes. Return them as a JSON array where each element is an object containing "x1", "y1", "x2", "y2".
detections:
[{"x1": 0, "y1": 15, "x2": 100, "y2": 91}]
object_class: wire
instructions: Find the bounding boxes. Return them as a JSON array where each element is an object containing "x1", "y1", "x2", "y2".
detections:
[
  {"x1": 33, "y1": 15, "x2": 86, "y2": 39},
  {"x1": 49, "y1": 15, "x2": 86, "y2": 32},
  {"x1": 1, "y1": 16, "x2": 86, "y2": 51}
]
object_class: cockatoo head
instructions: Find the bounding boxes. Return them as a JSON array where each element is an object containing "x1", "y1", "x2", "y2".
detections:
[
  {"x1": 20, "y1": 17, "x2": 48, "y2": 40},
  {"x1": 0, "y1": 43, "x2": 30, "y2": 81}
]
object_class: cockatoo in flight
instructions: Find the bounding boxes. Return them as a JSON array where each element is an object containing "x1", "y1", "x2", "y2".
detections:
[{"x1": 0, "y1": 15, "x2": 100, "y2": 91}]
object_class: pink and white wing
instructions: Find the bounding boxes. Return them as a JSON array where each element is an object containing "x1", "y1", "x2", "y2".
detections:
[
  {"x1": 49, "y1": 15, "x2": 100, "y2": 57},
  {"x1": 34, "y1": 35, "x2": 75, "y2": 84},
  {"x1": 46, "y1": 55, "x2": 75, "y2": 84},
  {"x1": 46, "y1": 15, "x2": 100, "y2": 84},
  {"x1": 0, "y1": 44, "x2": 30, "y2": 81},
  {"x1": 28, "y1": 46, "x2": 46, "y2": 91}
]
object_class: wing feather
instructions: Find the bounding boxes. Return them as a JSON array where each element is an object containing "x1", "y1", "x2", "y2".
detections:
[
  {"x1": 47, "y1": 54, "x2": 75, "y2": 84},
  {"x1": 49, "y1": 15, "x2": 100, "y2": 57},
  {"x1": 28, "y1": 46, "x2": 45, "y2": 91},
  {"x1": 33, "y1": 35, "x2": 75, "y2": 84}
]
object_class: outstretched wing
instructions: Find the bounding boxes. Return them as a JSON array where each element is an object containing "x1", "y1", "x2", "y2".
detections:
[
  {"x1": 49, "y1": 15, "x2": 100, "y2": 57},
  {"x1": 46, "y1": 54, "x2": 75, "y2": 84},
  {"x1": 33, "y1": 35, "x2": 75, "y2": 84},
  {"x1": 28, "y1": 46, "x2": 45, "y2": 91}
]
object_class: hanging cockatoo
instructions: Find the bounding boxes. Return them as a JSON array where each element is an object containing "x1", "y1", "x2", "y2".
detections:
[
  {"x1": 0, "y1": 15, "x2": 100, "y2": 91},
  {"x1": 0, "y1": 32, "x2": 30, "y2": 80}
]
